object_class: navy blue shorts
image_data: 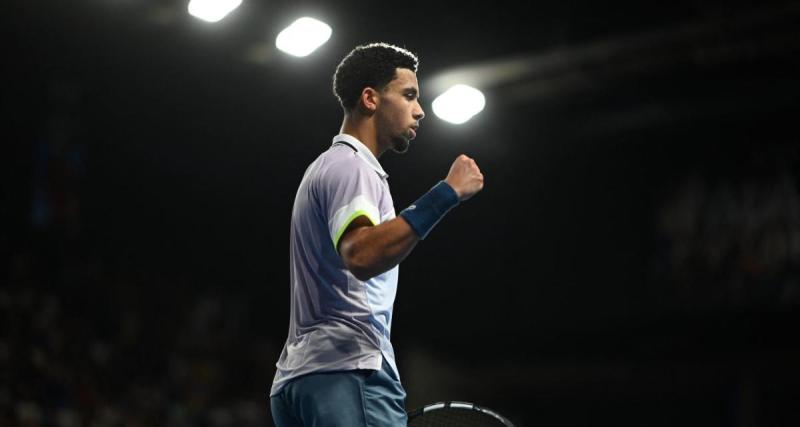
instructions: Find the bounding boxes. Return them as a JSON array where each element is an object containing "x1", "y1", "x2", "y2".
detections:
[{"x1": 270, "y1": 359, "x2": 407, "y2": 427}]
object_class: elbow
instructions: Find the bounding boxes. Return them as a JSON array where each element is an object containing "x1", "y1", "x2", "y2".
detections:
[
  {"x1": 342, "y1": 254, "x2": 376, "y2": 282},
  {"x1": 349, "y1": 266, "x2": 374, "y2": 282},
  {"x1": 340, "y1": 242, "x2": 376, "y2": 281}
]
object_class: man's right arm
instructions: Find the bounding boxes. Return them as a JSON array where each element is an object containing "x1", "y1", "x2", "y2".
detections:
[
  {"x1": 338, "y1": 154, "x2": 484, "y2": 281},
  {"x1": 337, "y1": 215, "x2": 419, "y2": 281}
]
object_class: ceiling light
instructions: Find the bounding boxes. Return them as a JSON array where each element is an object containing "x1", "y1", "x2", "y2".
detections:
[
  {"x1": 188, "y1": 0, "x2": 242, "y2": 23},
  {"x1": 432, "y1": 85, "x2": 486, "y2": 124},
  {"x1": 276, "y1": 17, "x2": 332, "y2": 57}
]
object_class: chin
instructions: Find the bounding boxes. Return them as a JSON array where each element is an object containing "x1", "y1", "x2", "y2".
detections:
[{"x1": 391, "y1": 136, "x2": 411, "y2": 154}]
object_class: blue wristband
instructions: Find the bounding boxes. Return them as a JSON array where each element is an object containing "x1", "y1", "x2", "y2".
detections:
[{"x1": 399, "y1": 181, "x2": 460, "y2": 240}]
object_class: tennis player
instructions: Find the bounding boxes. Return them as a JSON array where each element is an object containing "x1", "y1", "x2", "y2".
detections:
[{"x1": 270, "y1": 42, "x2": 484, "y2": 427}]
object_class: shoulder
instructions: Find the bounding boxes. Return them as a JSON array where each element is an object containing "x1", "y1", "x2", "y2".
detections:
[{"x1": 317, "y1": 147, "x2": 379, "y2": 185}]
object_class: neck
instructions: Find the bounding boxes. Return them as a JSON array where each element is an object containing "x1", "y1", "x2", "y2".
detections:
[{"x1": 340, "y1": 113, "x2": 383, "y2": 158}]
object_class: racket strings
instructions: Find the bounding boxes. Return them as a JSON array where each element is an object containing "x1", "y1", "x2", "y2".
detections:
[{"x1": 408, "y1": 407, "x2": 508, "y2": 426}]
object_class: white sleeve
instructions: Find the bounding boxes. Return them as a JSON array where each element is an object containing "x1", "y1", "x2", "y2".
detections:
[{"x1": 321, "y1": 161, "x2": 382, "y2": 249}]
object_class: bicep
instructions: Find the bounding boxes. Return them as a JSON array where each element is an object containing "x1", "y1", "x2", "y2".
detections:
[
  {"x1": 336, "y1": 215, "x2": 374, "y2": 256},
  {"x1": 336, "y1": 214, "x2": 419, "y2": 280}
]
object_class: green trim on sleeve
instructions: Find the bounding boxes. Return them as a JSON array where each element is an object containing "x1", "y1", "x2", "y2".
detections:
[{"x1": 333, "y1": 210, "x2": 377, "y2": 250}]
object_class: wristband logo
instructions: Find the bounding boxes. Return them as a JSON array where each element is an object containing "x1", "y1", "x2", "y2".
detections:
[{"x1": 407, "y1": 205, "x2": 416, "y2": 210}]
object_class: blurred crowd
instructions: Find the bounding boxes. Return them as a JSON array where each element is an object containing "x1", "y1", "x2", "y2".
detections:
[
  {"x1": 652, "y1": 149, "x2": 800, "y2": 309},
  {"x1": 3, "y1": 81, "x2": 278, "y2": 427},
  {"x1": 2, "y1": 244, "x2": 277, "y2": 427}
]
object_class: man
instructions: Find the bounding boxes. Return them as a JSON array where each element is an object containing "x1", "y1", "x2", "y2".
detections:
[{"x1": 270, "y1": 42, "x2": 484, "y2": 426}]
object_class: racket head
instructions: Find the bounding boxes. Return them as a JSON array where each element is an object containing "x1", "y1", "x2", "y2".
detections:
[{"x1": 407, "y1": 401, "x2": 515, "y2": 427}]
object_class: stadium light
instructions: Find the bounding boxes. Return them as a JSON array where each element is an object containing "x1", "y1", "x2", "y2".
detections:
[
  {"x1": 276, "y1": 17, "x2": 332, "y2": 57},
  {"x1": 188, "y1": 0, "x2": 242, "y2": 23},
  {"x1": 432, "y1": 85, "x2": 486, "y2": 124}
]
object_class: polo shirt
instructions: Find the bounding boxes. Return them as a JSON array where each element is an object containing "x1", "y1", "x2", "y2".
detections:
[{"x1": 271, "y1": 133, "x2": 400, "y2": 396}]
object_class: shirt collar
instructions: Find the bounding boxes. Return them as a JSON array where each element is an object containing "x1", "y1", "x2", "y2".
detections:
[{"x1": 332, "y1": 134, "x2": 388, "y2": 179}]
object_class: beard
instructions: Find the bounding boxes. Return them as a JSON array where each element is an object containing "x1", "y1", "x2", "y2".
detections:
[{"x1": 390, "y1": 135, "x2": 411, "y2": 154}]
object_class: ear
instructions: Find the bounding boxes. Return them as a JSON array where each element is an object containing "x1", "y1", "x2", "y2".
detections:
[{"x1": 359, "y1": 87, "x2": 380, "y2": 113}]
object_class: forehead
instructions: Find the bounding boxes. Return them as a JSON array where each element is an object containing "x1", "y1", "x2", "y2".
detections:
[{"x1": 386, "y1": 68, "x2": 419, "y2": 91}]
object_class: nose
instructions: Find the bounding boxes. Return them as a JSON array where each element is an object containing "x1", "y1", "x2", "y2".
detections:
[{"x1": 413, "y1": 104, "x2": 425, "y2": 121}]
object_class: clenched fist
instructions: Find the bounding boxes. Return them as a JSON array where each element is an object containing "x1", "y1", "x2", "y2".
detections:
[{"x1": 444, "y1": 154, "x2": 484, "y2": 201}]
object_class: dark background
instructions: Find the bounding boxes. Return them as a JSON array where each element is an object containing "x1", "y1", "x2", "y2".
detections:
[{"x1": 3, "y1": 0, "x2": 800, "y2": 426}]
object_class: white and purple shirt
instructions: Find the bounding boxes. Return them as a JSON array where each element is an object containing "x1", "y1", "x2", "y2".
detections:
[{"x1": 271, "y1": 134, "x2": 400, "y2": 396}]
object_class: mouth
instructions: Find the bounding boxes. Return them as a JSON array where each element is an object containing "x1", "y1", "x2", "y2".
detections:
[{"x1": 409, "y1": 126, "x2": 418, "y2": 140}]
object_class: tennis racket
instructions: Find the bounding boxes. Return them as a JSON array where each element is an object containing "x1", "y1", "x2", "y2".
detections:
[{"x1": 407, "y1": 401, "x2": 516, "y2": 426}]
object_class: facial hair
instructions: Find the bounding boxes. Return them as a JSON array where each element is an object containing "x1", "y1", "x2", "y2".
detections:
[{"x1": 390, "y1": 136, "x2": 411, "y2": 154}]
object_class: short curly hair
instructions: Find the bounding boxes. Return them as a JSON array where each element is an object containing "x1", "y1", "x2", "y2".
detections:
[{"x1": 333, "y1": 42, "x2": 419, "y2": 112}]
